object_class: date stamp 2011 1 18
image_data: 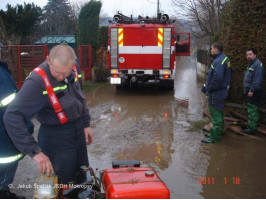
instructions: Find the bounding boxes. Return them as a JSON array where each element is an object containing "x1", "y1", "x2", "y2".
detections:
[{"x1": 198, "y1": 177, "x2": 240, "y2": 185}]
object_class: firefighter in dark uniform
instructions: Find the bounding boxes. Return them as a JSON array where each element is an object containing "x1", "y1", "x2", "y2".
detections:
[
  {"x1": 0, "y1": 46, "x2": 33, "y2": 198},
  {"x1": 242, "y1": 48, "x2": 264, "y2": 135},
  {"x1": 201, "y1": 42, "x2": 231, "y2": 143},
  {"x1": 4, "y1": 45, "x2": 93, "y2": 184}
]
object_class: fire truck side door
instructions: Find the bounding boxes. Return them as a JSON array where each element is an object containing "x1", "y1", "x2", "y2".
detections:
[{"x1": 175, "y1": 32, "x2": 190, "y2": 56}]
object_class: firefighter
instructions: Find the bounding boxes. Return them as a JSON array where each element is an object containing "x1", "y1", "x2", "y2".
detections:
[
  {"x1": 3, "y1": 45, "x2": 93, "y2": 184},
  {"x1": 201, "y1": 42, "x2": 231, "y2": 143},
  {"x1": 242, "y1": 48, "x2": 264, "y2": 135},
  {"x1": 0, "y1": 46, "x2": 33, "y2": 198}
]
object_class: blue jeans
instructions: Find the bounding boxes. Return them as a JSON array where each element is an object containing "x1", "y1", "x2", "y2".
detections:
[
  {"x1": 0, "y1": 161, "x2": 18, "y2": 191},
  {"x1": 38, "y1": 118, "x2": 89, "y2": 184}
]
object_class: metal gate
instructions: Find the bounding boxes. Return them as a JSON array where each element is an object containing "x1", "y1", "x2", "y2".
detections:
[
  {"x1": 1, "y1": 45, "x2": 48, "y2": 88},
  {"x1": 1, "y1": 44, "x2": 94, "y2": 88},
  {"x1": 79, "y1": 45, "x2": 93, "y2": 80}
]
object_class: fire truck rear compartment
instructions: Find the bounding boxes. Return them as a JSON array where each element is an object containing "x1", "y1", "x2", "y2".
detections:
[{"x1": 108, "y1": 13, "x2": 189, "y2": 90}]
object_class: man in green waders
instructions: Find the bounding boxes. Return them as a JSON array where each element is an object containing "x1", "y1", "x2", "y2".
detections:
[
  {"x1": 201, "y1": 42, "x2": 231, "y2": 143},
  {"x1": 242, "y1": 48, "x2": 264, "y2": 135}
]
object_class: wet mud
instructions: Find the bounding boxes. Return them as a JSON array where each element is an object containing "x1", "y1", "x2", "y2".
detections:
[{"x1": 11, "y1": 56, "x2": 266, "y2": 198}]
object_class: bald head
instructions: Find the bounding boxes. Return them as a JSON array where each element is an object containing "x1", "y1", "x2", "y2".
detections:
[
  {"x1": 49, "y1": 44, "x2": 76, "y2": 66},
  {"x1": 47, "y1": 45, "x2": 76, "y2": 81}
]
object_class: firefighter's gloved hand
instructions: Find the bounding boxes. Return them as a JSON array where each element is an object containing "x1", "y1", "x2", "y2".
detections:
[{"x1": 201, "y1": 84, "x2": 206, "y2": 94}]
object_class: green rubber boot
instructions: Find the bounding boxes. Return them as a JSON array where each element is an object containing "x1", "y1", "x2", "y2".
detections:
[
  {"x1": 246, "y1": 102, "x2": 259, "y2": 134},
  {"x1": 209, "y1": 105, "x2": 223, "y2": 142}
]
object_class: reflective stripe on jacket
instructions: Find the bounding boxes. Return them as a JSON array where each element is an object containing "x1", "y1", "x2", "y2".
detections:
[
  {"x1": 0, "y1": 93, "x2": 16, "y2": 107},
  {"x1": 0, "y1": 153, "x2": 24, "y2": 164}
]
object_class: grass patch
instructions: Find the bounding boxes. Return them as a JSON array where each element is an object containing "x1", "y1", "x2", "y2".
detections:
[
  {"x1": 186, "y1": 120, "x2": 209, "y2": 132},
  {"x1": 83, "y1": 82, "x2": 107, "y2": 93}
]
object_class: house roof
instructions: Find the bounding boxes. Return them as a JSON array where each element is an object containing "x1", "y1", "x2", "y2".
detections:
[{"x1": 35, "y1": 35, "x2": 75, "y2": 44}]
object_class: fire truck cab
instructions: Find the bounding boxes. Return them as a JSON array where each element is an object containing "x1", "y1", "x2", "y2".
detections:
[{"x1": 108, "y1": 12, "x2": 190, "y2": 89}]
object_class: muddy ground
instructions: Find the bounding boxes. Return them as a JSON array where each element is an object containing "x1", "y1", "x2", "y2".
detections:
[{"x1": 11, "y1": 55, "x2": 266, "y2": 198}]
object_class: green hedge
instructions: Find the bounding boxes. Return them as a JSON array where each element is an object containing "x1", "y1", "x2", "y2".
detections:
[
  {"x1": 99, "y1": 26, "x2": 108, "y2": 47},
  {"x1": 219, "y1": 0, "x2": 266, "y2": 108},
  {"x1": 77, "y1": 0, "x2": 102, "y2": 48}
]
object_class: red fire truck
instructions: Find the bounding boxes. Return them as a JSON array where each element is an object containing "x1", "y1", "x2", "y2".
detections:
[{"x1": 107, "y1": 12, "x2": 190, "y2": 89}]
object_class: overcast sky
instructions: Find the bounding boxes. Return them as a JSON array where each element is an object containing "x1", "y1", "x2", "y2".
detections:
[{"x1": 0, "y1": 0, "x2": 176, "y2": 17}]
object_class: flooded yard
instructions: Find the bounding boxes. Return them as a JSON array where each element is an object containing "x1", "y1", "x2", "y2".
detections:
[{"x1": 12, "y1": 56, "x2": 266, "y2": 198}]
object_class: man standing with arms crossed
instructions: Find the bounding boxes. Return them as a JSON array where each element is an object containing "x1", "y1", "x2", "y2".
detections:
[
  {"x1": 201, "y1": 42, "x2": 231, "y2": 143},
  {"x1": 4, "y1": 45, "x2": 93, "y2": 184},
  {"x1": 242, "y1": 48, "x2": 264, "y2": 135}
]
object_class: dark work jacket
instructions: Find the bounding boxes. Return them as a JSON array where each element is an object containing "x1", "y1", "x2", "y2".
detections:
[
  {"x1": 3, "y1": 61, "x2": 91, "y2": 158},
  {"x1": 205, "y1": 53, "x2": 231, "y2": 111},
  {"x1": 0, "y1": 62, "x2": 20, "y2": 157},
  {"x1": 243, "y1": 58, "x2": 264, "y2": 93}
]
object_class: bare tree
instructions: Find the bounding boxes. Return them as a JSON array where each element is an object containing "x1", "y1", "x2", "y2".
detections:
[
  {"x1": 69, "y1": 0, "x2": 86, "y2": 20},
  {"x1": 172, "y1": 0, "x2": 230, "y2": 39},
  {"x1": 42, "y1": 0, "x2": 76, "y2": 35},
  {"x1": 0, "y1": 16, "x2": 7, "y2": 42}
]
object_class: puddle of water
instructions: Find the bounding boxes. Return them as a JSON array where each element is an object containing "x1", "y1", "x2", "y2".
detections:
[{"x1": 86, "y1": 56, "x2": 266, "y2": 198}]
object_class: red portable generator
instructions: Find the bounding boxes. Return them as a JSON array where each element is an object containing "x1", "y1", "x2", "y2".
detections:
[{"x1": 34, "y1": 160, "x2": 170, "y2": 199}]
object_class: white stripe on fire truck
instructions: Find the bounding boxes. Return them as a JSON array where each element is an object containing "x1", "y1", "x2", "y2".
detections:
[{"x1": 118, "y1": 46, "x2": 163, "y2": 54}]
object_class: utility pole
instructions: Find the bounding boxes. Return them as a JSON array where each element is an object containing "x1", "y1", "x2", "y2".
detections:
[{"x1": 157, "y1": 0, "x2": 159, "y2": 16}]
